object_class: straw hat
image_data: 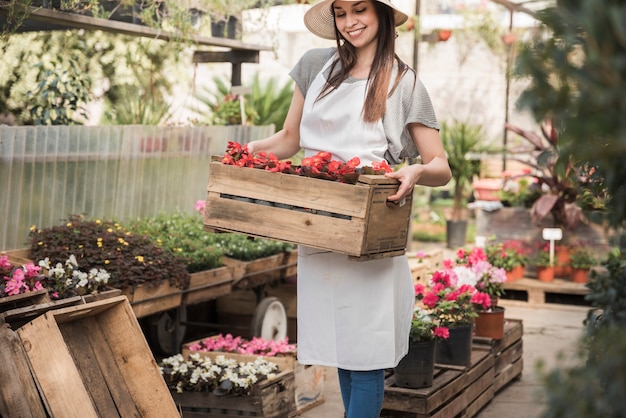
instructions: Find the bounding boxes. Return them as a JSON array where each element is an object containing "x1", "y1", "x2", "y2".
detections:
[{"x1": 304, "y1": 0, "x2": 409, "y2": 40}]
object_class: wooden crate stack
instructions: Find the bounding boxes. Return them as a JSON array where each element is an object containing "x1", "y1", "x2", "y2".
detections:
[{"x1": 381, "y1": 319, "x2": 524, "y2": 418}]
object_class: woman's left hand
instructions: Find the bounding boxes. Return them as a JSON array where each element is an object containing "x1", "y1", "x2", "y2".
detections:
[{"x1": 384, "y1": 165, "x2": 422, "y2": 203}]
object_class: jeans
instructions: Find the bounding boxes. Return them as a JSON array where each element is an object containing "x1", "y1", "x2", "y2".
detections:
[{"x1": 337, "y1": 368, "x2": 385, "y2": 418}]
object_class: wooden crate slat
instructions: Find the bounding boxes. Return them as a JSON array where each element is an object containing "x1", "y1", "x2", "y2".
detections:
[
  {"x1": 461, "y1": 386, "x2": 495, "y2": 418},
  {"x1": 61, "y1": 318, "x2": 138, "y2": 417},
  {"x1": 184, "y1": 266, "x2": 234, "y2": 305},
  {"x1": 0, "y1": 324, "x2": 47, "y2": 418},
  {"x1": 124, "y1": 280, "x2": 183, "y2": 318},
  {"x1": 205, "y1": 196, "x2": 367, "y2": 255},
  {"x1": 493, "y1": 357, "x2": 524, "y2": 393},
  {"x1": 494, "y1": 339, "x2": 523, "y2": 376}
]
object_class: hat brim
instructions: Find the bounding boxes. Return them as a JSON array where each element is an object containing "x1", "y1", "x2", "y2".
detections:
[{"x1": 304, "y1": 0, "x2": 409, "y2": 40}]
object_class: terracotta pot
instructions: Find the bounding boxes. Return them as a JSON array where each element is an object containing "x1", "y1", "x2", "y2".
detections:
[
  {"x1": 554, "y1": 247, "x2": 571, "y2": 277},
  {"x1": 571, "y1": 268, "x2": 590, "y2": 283},
  {"x1": 506, "y1": 265, "x2": 525, "y2": 282},
  {"x1": 474, "y1": 307, "x2": 505, "y2": 340},
  {"x1": 536, "y1": 266, "x2": 555, "y2": 282}
]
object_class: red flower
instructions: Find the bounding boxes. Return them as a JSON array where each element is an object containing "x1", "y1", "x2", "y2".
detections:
[{"x1": 434, "y1": 327, "x2": 450, "y2": 339}]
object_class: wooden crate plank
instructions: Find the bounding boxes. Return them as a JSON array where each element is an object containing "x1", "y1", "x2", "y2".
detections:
[
  {"x1": 0, "y1": 296, "x2": 84, "y2": 329},
  {"x1": 461, "y1": 365, "x2": 494, "y2": 415},
  {"x1": 493, "y1": 357, "x2": 524, "y2": 393},
  {"x1": 234, "y1": 253, "x2": 286, "y2": 289},
  {"x1": 184, "y1": 266, "x2": 233, "y2": 305},
  {"x1": 494, "y1": 339, "x2": 523, "y2": 376},
  {"x1": 0, "y1": 289, "x2": 51, "y2": 314},
  {"x1": 18, "y1": 311, "x2": 99, "y2": 416},
  {"x1": 61, "y1": 317, "x2": 141, "y2": 417},
  {"x1": 0, "y1": 324, "x2": 47, "y2": 418},
  {"x1": 462, "y1": 385, "x2": 495, "y2": 418},
  {"x1": 207, "y1": 161, "x2": 371, "y2": 217},
  {"x1": 126, "y1": 280, "x2": 183, "y2": 318}
]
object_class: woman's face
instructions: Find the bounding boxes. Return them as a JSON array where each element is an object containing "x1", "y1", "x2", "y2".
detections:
[{"x1": 333, "y1": 0, "x2": 380, "y2": 49}]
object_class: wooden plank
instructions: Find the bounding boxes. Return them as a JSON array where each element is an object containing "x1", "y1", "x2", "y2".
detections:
[
  {"x1": 234, "y1": 253, "x2": 286, "y2": 290},
  {"x1": 0, "y1": 289, "x2": 50, "y2": 313},
  {"x1": 494, "y1": 339, "x2": 523, "y2": 376},
  {"x1": 0, "y1": 296, "x2": 83, "y2": 329},
  {"x1": 462, "y1": 385, "x2": 495, "y2": 418},
  {"x1": 473, "y1": 319, "x2": 523, "y2": 355},
  {"x1": 460, "y1": 364, "x2": 495, "y2": 416},
  {"x1": 18, "y1": 311, "x2": 100, "y2": 416},
  {"x1": 493, "y1": 357, "x2": 524, "y2": 393},
  {"x1": 0, "y1": 324, "x2": 47, "y2": 418},
  {"x1": 61, "y1": 318, "x2": 138, "y2": 417},
  {"x1": 183, "y1": 266, "x2": 233, "y2": 305},
  {"x1": 125, "y1": 280, "x2": 183, "y2": 318}
]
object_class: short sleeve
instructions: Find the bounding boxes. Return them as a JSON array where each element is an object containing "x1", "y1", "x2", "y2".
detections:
[
  {"x1": 289, "y1": 48, "x2": 336, "y2": 98},
  {"x1": 383, "y1": 70, "x2": 439, "y2": 164}
]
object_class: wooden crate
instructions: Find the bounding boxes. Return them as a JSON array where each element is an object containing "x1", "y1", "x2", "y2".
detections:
[
  {"x1": 0, "y1": 248, "x2": 33, "y2": 267},
  {"x1": 170, "y1": 369, "x2": 297, "y2": 418},
  {"x1": 182, "y1": 340, "x2": 325, "y2": 415},
  {"x1": 16, "y1": 295, "x2": 179, "y2": 417},
  {"x1": 204, "y1": 161, "x2": 413, "y2": 260},
  {"x1": 382, "y1": 348, "x2": 495, "y2": 418},
  {"x1": 234, "y1": 253, "x2": 286, "y2": 290},
  {"x1": 472, "y1": 319, "x2": 524, "y2": 394}
]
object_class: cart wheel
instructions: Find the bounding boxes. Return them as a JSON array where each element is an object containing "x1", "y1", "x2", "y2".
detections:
[
  {"x1": 250, "y1": 297, "x2": 287, "y2": 341},
  {"x1": 147, "y1": 306, "x2": 187, "y2": 356}
]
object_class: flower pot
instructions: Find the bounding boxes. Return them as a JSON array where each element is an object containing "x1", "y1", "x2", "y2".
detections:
[
  {"x1": 435, "y1": 323, "x2": 473, "y2": 367},
  {"x1": 506, "y1": 265, "x2": 525, "y2": 282},
  {"x1": 474, "y1": 307, "x2": 505, "y2": 340},
  {"x1": 570, "y1": 267, "x2": 590, "y2": 283},
  {"x1": 536, "y1": 266, "x2": 555, "y2": 282},
  {"x1": 393, "y1": 339, "x2": 436, "y2": 389},
  {"x1": 554, "y1": 246, "x2": 571, "y2": 277},
  {"x1": 446, "y1": 220, "x2": 468, "y2": 249}
]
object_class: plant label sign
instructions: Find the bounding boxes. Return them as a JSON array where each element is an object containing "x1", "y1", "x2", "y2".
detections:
[
  {"x1": 543, "y1": 228, "x2": 563, "y2": 266},
  {"x1": 542, "y1": 228, "x2": 563, "y2": 241}
]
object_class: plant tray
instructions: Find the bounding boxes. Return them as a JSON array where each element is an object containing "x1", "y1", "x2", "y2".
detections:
[
  {"x1": 170, "y1": 369, "x2": 296, "y2": 418},
  {"x1": 16, "y1": 295, "x2": 179, "y2": 417},
  {"x1": 203, "y1": 160, "x2": 413, "y2": 260}
]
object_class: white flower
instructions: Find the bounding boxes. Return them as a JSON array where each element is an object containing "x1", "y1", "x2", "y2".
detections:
[{"x1": 453, "y1": 265, "x2": 479, "y2": 287}]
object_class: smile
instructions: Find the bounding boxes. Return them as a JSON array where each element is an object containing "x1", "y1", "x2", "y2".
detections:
[{"x1": 347, "y1": 28, "x2": 365, "y2": 37}]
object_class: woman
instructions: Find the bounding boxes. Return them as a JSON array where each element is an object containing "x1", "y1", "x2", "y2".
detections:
[{"x1": 247, "y1": 0, "x2": 451, "y2": 416}]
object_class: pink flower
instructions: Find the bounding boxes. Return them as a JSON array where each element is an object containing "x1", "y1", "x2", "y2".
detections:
[
  {"x1": 422, "y1": 292, "x2": 440, "y2": 309},
  {"x1": 414, "y1": 283, "x2": 425, "y2": 296},
  {"x1": 23, "y1": 262, "x2": 41, "y2": 278},
  {"x1": 434, "y1": 327, "x2": 450, "y2": 339},
  {"x1": 194, "y1": 200, "x2": 206, "y2": 215},
  {"x1": 471, "y1": 292, "x2": 492, "y2": 310}
]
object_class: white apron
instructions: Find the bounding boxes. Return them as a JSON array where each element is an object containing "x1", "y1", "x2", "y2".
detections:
[{"x1": 296, "y1": 56, "x2": 414, "y2": 371}]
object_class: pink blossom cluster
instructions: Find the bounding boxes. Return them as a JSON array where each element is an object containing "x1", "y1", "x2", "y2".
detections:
[
  {"x1": 1, "y1": 256, "x2": 45, "y2": 297},
  {"x1": 187, "y1": 333, "x2": 297, "y2": 357}
]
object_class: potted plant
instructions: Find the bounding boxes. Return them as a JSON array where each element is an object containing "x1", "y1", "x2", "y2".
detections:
[
  {"x1": 533, "y1": 249, "x2": 555, "y2": 282},
  {"x1": 394, "y1": 306, "x2": 449, "y2": 389},
  {"x1": 484, "y1": 239, "x2": 530, "y2": 281},
  {"x1": 416, "y1": 266, "x2": 490, "y2": 366},
  {"x1": 569, "y1": 246, "x2": 597, "y2": 283},
  {"x1": 440, "y1": 121, "x2": 492, "y2": 249}
]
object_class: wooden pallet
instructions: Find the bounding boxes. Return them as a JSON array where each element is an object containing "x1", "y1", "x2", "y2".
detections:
[
  {"x1": 502, "y1": 278, "x2": 589, "y2": 304},
  {"x1": 382, "y1": 319, "x2": 524, "y2": 418}
]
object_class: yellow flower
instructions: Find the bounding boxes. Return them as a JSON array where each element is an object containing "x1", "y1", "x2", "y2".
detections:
[
  {"x1": 66, "y1": 222, "x2": 72, "y2": 227},
  {"x1": 135, "y1": 255, "x2": 145, "y2": 263},
  {"x1": 177, "y1": 248, "x2": 183, "y2": 252},
  {"x1": 107, "y1": 228, "x2": 113, "y2": 233},
  {"x1": 79, "y1": 244, "x2": 83, "y2": 249},
  {"x1": 95, "y1": 219, "x2": 101, "y2": 224},
  {"x1": 104, "y1": 260, "x2": 110, "y2": 264},
  {"x1": 38, "y1": 241, "x2": 43, "y2": 246},
  {"x1": 118, "y1": 238, "x2": 125, "y2": 244},
  {"x1": 30, "y1": 225, "x2": 36, "y2": 232}
]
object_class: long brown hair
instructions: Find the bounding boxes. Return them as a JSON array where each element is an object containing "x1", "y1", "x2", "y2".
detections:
[{"x1": 316, "y1": 1, "x2": 412, "y2": 123}]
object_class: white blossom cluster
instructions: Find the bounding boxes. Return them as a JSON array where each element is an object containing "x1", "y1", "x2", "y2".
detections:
[
  {"x1": 160, "y1": 353, "x2": 279, "y2": 394},
  {"x1": 38, "y1": 255, "x2": 110, "y2": 297}
]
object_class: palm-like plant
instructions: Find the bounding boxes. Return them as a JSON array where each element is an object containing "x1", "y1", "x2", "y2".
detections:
[{"x1": 440, "y1": 121, "x2": 487, "y2": 221}]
